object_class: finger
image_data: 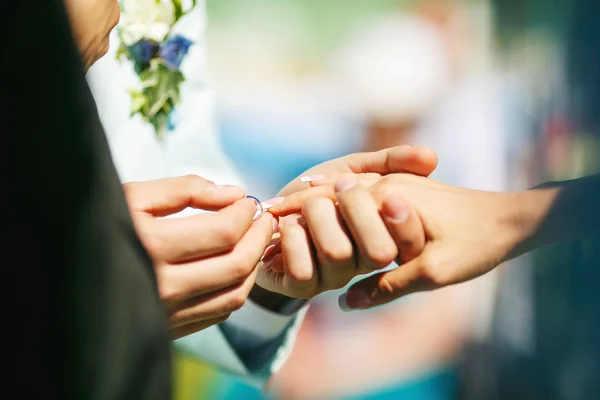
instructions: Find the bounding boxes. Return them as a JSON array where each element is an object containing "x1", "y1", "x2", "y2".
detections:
[
  {"x1": 279, "y1": 216, "x2": 318, "y2": 298},
  {"x1": 338, "y1": 251, "x2": 438, "y2": 311},
  {"x1": 170, "y1": 314, "x2": 231, "y2": 340},
  {"x1": 143, "y1": 197, "x2": 259, "y2": 262},
  {"x1": 169, "y1": 264, "x2": 258, "y2": 329},
  {"x1": 160, "y1": 212, "x2": 274, "y2": 303},
  {"x1": 268, "y1": 186, "x2": 336, "y2": 216},
  {"x1": 267, "y1": 172, "x2": 380, "y2": 216},
  {"x1": 380, "y1": 195, "x2": 426, "y2": 263},
  {"x1": 307, "y1": 172, "x2": 381, "y2": 187},
  {"x1": 302, "y1": 197, "x2": 356, "y2": 290},
  {"x1": 261, "y1": 240, "x2": 282, "y2": 265},
  {"x1": 124, "y1": 174, "x2": 246, "y2": 216},
  {"x1": 335, "y1": 176, "x2": 398, "y2": 271},
  {"x1": 346, "y1": 145, "x2": 438, "y2": 177}
]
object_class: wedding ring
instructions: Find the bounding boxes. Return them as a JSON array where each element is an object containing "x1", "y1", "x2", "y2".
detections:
[{"x1": 246, "y1": 196, "x2": 264, "y2": 220}]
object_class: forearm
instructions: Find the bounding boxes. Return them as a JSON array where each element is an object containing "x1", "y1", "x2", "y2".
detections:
[{"x1": 506, "y1": 173, "x2": 600, "y2": 260}]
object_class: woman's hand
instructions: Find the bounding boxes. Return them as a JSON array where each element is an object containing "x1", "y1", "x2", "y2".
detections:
[
  {"x1": 254, "y1": 145, "x2": 437, "y2": 300},
  {"x1": 271, "y1": 173, "x2": 523, "y2": 310},
  {"x1": 124, "y1": 175, "x2": 275, "y2": 339},
  {"x1": 258, "y1": 176, "x2": 427, "y2": 299},
  {"x1": 268, "y1": 145, "x2": 437, "y2": 201}
]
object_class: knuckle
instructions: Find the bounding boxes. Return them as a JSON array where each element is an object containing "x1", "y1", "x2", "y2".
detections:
[
  {"x1": 225, "y1": 291, "x2": 247, "y2": 312},
  {"x1": 184, "y1": 174, "x2": 212, "y2": 193},
  {"x1": 416, "y1": 256, "x2": 446, "y2": 286},
  {"x1": 320, "y1": 241, "x2": 353, "y2": 263},
  {"x1": 217, "y1": 222, "x2": 244, "y2": 247},
  {"x1": 364, "y1": 243, "x2": 397, "y2": 268},
  {"x1": 371, "y1": 179, "x2": 395, "y2": 198},
  {"x1": 183, "y1": 173, "x2": 205, "y2": 185},
  {"x1": 397, "y1": 237, "x2": 424, "y2": 260},
  {"x1": 228, "y1": 260, "x2": 254, "y2": 282},
  {"x1": 141, "y1": 227, "x2": 166, "y2": 254},
  {"x1": 158, "y1": 283, "x2": 184, "y2": 306}
]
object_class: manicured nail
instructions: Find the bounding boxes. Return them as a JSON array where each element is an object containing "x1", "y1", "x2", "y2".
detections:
[
  {"x1": 262, "y1": 197, "x2": 285, "y2": 209},
  {"x1": 261, "y1": 244, "x2": 277, "y2": 262},
  {"x1": 382, "y1": 197, "x2": 410, "y2": 223},
  {"x1": 334, "y1": 176, "x2": 357, "y2": 193},
  {"x1": 263, "y1": 253, "x2": 283, "y2": 273},
  {"x1": 338, "y1": 287, "x2": 371, "y2": 311},
  {"x1": 300, "y1": 175, "x2": 326, "y2": 183}
]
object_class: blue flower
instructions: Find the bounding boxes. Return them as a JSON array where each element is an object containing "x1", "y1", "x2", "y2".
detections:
[
  {"x1": 129, "y1": 39, "x2": 158, "y2": 65},
  {"x1": 159, "y1": 35, "x2": 193, "y2": 70}
]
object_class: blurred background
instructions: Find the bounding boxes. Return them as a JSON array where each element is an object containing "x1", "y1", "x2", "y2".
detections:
[{"x1": 173, "y1": 0, "x2": 600, "y2": 399}]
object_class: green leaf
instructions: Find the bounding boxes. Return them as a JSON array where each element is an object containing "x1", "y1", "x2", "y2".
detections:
[
  {"x1": 139, "y1": 69, "x2": 159, "y2": 88},
  {"x1": 129, "y1": 90, "x2": 147, "y2": 114},
  {"x1": 173, "y1": 0, "x2": 183, "y2": 21}
]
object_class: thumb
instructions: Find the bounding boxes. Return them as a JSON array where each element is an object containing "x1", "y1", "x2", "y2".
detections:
[
  {"x1": 346, "y1": 145, "x2": 438, "y2": 177},
  {"x1": 124, "y1": 175, "x2": 246, "y2": 217},
  {"x1": 338, "y1": 248, "x2": 441, "y2": 311}
]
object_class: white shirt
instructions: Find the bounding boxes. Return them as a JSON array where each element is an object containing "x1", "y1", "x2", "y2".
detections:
[{"x1": 86, "y1": 0, "x2": 305, "y2": 386}]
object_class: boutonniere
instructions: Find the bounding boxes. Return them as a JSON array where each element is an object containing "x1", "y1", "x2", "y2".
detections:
[{"x1": 116, "y1": 0, "x2": 197, "y2": 139}]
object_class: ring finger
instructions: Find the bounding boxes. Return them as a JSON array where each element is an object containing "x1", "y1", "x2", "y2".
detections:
[{"x1": 302, "y1": 197, "x2": 356, "y2": 290}]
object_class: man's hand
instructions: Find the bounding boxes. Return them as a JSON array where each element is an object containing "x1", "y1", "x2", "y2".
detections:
[
  {"x1": 124, "y1": 175, "x2": 275, "y2": 339},
  {"x1": 272, "y1": 173, "x2": 522, "y2": 310},
  {"x1": 255, "y1": 145, "x2": 437, "y2": 301}
]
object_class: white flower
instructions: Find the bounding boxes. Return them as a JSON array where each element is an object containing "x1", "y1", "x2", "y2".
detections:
[{"x1": 120, "y1": 0, "x2": 175, "y2": 46}]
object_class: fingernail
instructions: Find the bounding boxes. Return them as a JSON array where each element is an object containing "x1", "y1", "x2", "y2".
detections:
[
  {"x1": 262, "y1": 197, "x2": 285, "y2": 210},
  {"x1": 263, "y1": 253, "x2": 284, "y2": 272},
  {"x1": 300, "y1": 175, "x2": 326, "y2": 183},
  {"x1": 271, "y1": 216, "x2": 279, "y2": 231},
  {"x1": 261, "y1": 244, "x2": 277, "y2": 262},
  {"x1": 338, "y1": 287, "x2": 371, "y2": 311},
  {"x1": 382, "y1": 198, "x2": 409, "y2": 223},
  {"x1": 334, "y1": 176, "x2": 357, "y2": 192}
]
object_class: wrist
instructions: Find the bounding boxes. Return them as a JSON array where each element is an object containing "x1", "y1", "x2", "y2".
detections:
[{"x1": 503, "y1": 187, "x2": 560, "y2": 261}]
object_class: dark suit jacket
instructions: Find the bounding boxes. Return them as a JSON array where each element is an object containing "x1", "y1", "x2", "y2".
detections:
[{"x1": 12, "y1": 1, "x2": 171, "y2": 398}]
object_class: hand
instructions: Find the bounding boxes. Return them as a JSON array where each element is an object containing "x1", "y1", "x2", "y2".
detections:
[
  {"x1": 124, "y1": 175, "x2": 276, "y2": 339},
  {"x1": 267, "y1": 145, "x2": 438, "y2": 202},
  {"x1": 284, "y1": 173, "x2": 520, "y2": 310},
  {"x1": 256, "y1": 146, "x2": 436, "y2": 300},
  {"x1": 259, "y1": 176, "x2": 427, "y2": 299}
]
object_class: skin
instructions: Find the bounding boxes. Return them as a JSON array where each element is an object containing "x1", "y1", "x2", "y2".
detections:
[
  {"x1": 124, "y1": 175, "x2": 275, "y2": 339},
  {"x1": 269, "y1": 172, "x2": 600, "y2": 310},
  {"x1": 122, "y1": 148, "x2": 437, "y2": 337},
  {"x1": 255, "y1": 146, "x2": 438, "y2": 300},
  {"x1": 64, "y1": 0, "x2": 120, "y2": 70},
  {"x1": 63, "y1": 0, "x2": 442, "y2": 337}
]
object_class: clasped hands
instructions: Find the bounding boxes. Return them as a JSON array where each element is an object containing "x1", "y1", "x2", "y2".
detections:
[{"x1": 126, "y1": 145, "x2": 520, "y2": 339}]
